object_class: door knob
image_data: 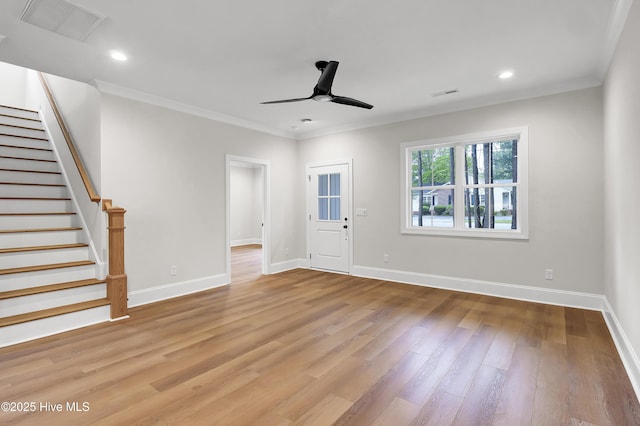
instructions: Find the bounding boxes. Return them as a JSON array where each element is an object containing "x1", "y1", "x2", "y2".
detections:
[{"x1": 343, "y1": 225, "x2": 348, "y2": 229}]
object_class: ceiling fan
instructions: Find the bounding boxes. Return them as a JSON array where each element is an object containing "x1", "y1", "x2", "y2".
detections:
[{"x1": 261, "y1": 60, "x2": 373, "y2": 110}]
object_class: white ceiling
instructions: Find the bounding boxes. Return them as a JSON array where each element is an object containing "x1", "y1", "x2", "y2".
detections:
[{"x1": 0, "y1": 0, "x2": 631, "y2": 139}]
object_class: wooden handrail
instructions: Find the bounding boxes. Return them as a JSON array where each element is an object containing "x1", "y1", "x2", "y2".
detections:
[
  {"x1": 102, "y1": 199, "x2": 128, "y2": 318},
  {"x1": 37, "y1": 72, "x2": 101, "y2": 203}
]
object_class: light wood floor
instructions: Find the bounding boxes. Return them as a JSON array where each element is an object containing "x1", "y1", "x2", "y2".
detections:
[{"x1": 1, "y1": 244, "x2": 639, "y2": 425}]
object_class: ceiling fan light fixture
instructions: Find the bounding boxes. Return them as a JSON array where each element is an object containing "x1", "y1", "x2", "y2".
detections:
[
  {"x1": 313, "y1": 94, "x2": 332, "y2": 102},
  {"x1": 110, "y1": 50, "x2": 127, "y2": 61}
]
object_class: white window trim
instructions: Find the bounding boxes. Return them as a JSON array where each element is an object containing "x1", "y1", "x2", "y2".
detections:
[{"x1": 400, "y1": 127, "x2": 529, "y2": 240}]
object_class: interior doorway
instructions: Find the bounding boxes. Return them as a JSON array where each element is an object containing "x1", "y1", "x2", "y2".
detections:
[{"x1": 226, "y1": 155, "x2": 270, "y2": 281}]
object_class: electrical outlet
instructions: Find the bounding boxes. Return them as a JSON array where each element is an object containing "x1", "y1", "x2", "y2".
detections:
[
  {"x1": 285, "y1": 247, "x2": 289, "y2": 257},
  {"x1": 545, "y1": 269, "x2": 553, "y2": 280},
  {"x1": 383, "y1": 254, "x2": 389, "y2": 263},
  {"x1": 171, "y1": 266, "x2": 177, "y2": 276}
]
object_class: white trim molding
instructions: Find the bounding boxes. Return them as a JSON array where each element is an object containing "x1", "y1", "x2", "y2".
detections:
[
  {"x1": 94, "y1": 80, "x2": 293, "y2": 139},
  {"x1": 270, "y1": 258, "x2": 308, "y2": 274},
  {"x1": 352, "y1": 265, "x2": 606, "y2": 311},
  {"x1": 128, "y1": 274, "x2": 229, "y2": 307},
  {"x1": 602, "y1": 298, "x2": 640, "y2": 402}
]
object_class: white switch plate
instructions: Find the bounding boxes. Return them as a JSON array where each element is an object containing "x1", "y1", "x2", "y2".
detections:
[{"x1": 356, "y1": 208, "x2": 368, "y2": 216}]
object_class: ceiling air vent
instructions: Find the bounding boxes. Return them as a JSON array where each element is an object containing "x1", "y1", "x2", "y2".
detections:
[
  {"x1": 20, "y1": 0, "x2": 105, "y2": 41},
  {"x1": 432, "y1": 89, "x2": 459, "y2": 97}
]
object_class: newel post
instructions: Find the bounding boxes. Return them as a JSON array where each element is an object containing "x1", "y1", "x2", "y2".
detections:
[{"x1": 102, "y1": 199, "x2": 128, "y2": 319}]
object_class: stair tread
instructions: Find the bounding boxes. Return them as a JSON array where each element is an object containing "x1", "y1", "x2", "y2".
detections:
[
  {"x1": 0, "y1": 243, "x2": 88, "y2": 254},
  {"x1": 0, "y1": 260, "x2": 95, "y2": 275},
  {"x1": 0, "y1": 104, "x2": 38, "y2": 113},
  {"x1": 0, "y1": 298, "x2": 109, "y2": 327},
  {"x1": 0, "y1": 133, "x2": 48, "y2": 141},
  {"x1": 0, "y1": 278, "x2": 105, "y2": 300},
  {"x1": 0, "y1": 113, "x2": 40, "y2": 122},
  {"x1": 0, "y1": 155, "x2": 56, "y2": 163},
  {"x1": 0, "y1": 123, "x2": 45, "y2": 132},
  {"x1": 0, "y1": 182, "x2": 65, "y2": 187},
  {"x1": 0, "y1": 227, "x2": 82, "y2": 234},
  {"x1": 0, "y1": 143, "x2": 51, "y2": 152},
  {"x1": 0, "y1": 168, "x2": 61, "y2": 175}
]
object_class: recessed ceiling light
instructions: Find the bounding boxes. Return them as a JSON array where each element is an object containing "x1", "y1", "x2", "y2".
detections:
[
  {"x1": 110, "y1": 51, "x2": 127, "y2": 61},
  {"x1": 498, "y1": 70, "x2": 514, "y2": 79}
]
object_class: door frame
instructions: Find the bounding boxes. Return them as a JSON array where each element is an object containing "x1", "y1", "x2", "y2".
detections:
[
  {"x1": 226, "y1": 154, "x2": 271, "y2": 279},
  {"x1": 306, "y1": 158, "x2": 354, "y2": 274}
]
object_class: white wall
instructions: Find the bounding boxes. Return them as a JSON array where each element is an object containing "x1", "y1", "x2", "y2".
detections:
[
  {"x1": 230, "y1": 165, "x2": 263, "y2": 246},
  {"x1": 24, "y1": 71, "x2": 104, "y2": 266},
  {"x1": 298, "y1": 87, "x2": 604, "y2": 295},
  {"x1": 0, "y1": 61, "x2": 26, "y2": 107},
  {"x1": 604, "y1": 0, "x2": 640, "y2": 372},
  {"x1": 100, "y1": 94, "x2": 298, "y2": 293}
]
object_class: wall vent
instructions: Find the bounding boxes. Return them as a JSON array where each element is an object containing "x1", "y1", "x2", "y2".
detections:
[
  {"x1": 432, "y1": 89, "x2": 459, "y2": 97},
  {"x1": 20, "y1": 0, "x2": 105, "y2": 41}
]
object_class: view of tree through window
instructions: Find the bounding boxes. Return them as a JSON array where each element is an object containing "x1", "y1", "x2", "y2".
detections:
[
  {"x1": 404, "y1": 128, "x2": 527, "y2": 237},
  {"x1": 464, "y1": 140, "x2": 517, "y2": 230}
]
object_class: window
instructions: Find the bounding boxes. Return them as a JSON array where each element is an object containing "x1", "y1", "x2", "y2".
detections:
[
  {"x1": 318, "y1": 173, "x2": 341, "y2": 221},
  {"x1": 401, "y1": 127, "x2": 528, "y2": 239}
]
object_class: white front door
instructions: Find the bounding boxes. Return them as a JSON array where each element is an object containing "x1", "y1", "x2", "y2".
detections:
[{"x1": 307, "y1": 163, "x2": 350, "y2": 273}]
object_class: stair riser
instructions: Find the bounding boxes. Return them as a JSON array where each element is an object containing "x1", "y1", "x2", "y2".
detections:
[
  {"x1": 0, "y1": 124, "x2": 46, "y2": 139},
  {"x1": 0, "y1": 134, "x2": 49, "y2": 149},
  {"x1": 0, "y1": 106, "x2": 39, "y2": 121},
  {"x1": 0, "y1": 247, "x2": 90, "y2": 269},
  {"x1": 0, "y1": 115, "x2": 43, "y2": 129},
  {"x1": 0, "y1": 215, "x2": 76, "y2": 229},
  {"x1": 0, "y1": 170, "x2": 63, "y2": 185},
  {"x1": 0, "y1": 305, "x2": 110, "y2": 348},
  {"x1": 0, "y1": 229, "x2": 84, "y2": 247},
  {"x1": 0, "y1": 145, "x2": 55, "y2": 161},
  {"x1": 0, "y1": 184, "x2": 67, "y2": 198},
  {"x1": 3, "y1": 264, "x2": 96, "y2": 291},
  {"x1": 0, "y1": 157, "x2": 59, "y2": 173},
  {"x1": 1, "y1": 198, "x2": 71, "y2": 213},
  {"x1": 0, "y1": 284, "x2": 105, "y2": 317}
]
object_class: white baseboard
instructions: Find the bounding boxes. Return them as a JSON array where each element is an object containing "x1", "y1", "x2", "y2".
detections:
[
  {"x1": 128, "y1": 274, "x2": 229, "y2": 307},
  {"x1": 270, "y1": 258, "x2": 307, "y2": 274},
  {"x1": 602, "y1": 298, "x2": 640, "y2": 402},
  {"x1": 351, "y1": 265, "x2": 606, "y2": 311},
  {"x1": 230, "y1": 238, "x2": 262, "y2": 247}
]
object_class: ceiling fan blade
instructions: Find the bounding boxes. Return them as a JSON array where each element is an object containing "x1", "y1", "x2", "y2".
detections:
[
  {"x1": 316, "y1": 61, "x2": 339, "y2": 93},
  {"x1": 331, "y1": 95, "x2": 374, "y2": 110},
  {"x1": 260, "y1": 96, "x2": 312, "y2": 105}
]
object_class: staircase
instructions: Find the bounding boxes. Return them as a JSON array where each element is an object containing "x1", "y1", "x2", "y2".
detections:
[{"x1": 0, "y1": 103, "x2": 110, "y2": 347}]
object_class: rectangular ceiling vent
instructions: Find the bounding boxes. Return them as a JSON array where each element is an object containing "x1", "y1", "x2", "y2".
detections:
[
  {"x1": 20, "y1": 0, "x2": 105, "y2": 41},
  {"x1": 432, "y1": 89, "x2": 459, "y2": 97}
]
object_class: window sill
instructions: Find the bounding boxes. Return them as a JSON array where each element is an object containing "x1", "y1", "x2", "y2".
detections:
[{"x1": 401, "y1": 227, "x2": 529, "y2": 240}]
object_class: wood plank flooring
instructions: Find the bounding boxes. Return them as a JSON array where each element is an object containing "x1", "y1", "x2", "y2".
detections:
[{"x1": 1, "y1": 244, "x2": 638, "y2": 425}]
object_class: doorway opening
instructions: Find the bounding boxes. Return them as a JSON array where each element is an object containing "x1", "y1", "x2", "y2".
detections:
[{"x1": 226, "y1": 155, "x2": 270, "y2": 282}]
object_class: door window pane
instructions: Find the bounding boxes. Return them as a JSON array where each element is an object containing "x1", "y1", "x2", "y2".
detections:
[
  {"x1": 330, "y1": 173, "x2": 340, "y2": 196},
  {"x1": 318, "y1": 174, "x2": 328, "y2": 196},
  {"x1": 318, "y1": 198, "x2": 328, "y2": 220},
  {"x1": 330, "y1": 198, "x2": 340, "y2": 220}
]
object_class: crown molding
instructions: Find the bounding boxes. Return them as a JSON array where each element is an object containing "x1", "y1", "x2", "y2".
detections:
[
  {"x1": 598, "y1": 0, "x2": 635, "y2": 79},
  {"x1": 93, "y1": 79, "x2": 295, "y2": 140}
]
